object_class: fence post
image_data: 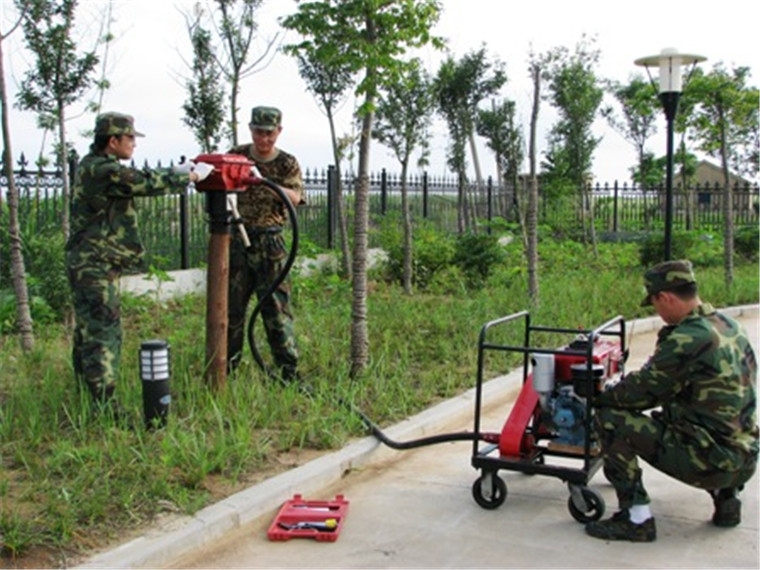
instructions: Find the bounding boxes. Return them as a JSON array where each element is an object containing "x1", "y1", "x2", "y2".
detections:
[
  {"x1": 381, "y1": 168, "x2": 387, "y2": 215},
  {"x1": 327, "y1": 165, "x2": 336, "y2": 249},
  {"x1": 422, "y1": 171, "x2": 429, "y2": 218},
  {"x1": 487, "y1": 175, "x2": 493, "y2": 234},
  {"x1": 180, "y1": 189, "x2": 190, "y2": 269},
  {"x1": 613, "y1": 180, "x2": 619, "y2": 233}
]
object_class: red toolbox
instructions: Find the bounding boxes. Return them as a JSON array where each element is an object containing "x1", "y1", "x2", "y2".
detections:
[{"x1": 267, "y1": 494, "x2": 349, "y2": 542}]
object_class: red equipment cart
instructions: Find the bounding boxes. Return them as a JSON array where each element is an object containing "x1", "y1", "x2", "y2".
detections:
[{"x1": 470, "y1": 311, "x2": 626, "y2": 522}]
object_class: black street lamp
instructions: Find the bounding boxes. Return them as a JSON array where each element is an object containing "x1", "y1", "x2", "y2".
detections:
[{"x1": 635, "y1": 48, "x2": 706, "y2": 261}]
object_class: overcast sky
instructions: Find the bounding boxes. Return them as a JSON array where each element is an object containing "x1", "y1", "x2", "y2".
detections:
[{"x1": 1, "y1": 0, "x2": 758, "y2": 183}]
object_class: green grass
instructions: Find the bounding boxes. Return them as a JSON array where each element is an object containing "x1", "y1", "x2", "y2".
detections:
[{"x1": 1, "y1": 237, "x2": 758, "y2": 566}]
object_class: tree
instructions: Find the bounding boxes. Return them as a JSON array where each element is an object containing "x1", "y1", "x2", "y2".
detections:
[
  {"x1": 1, "y1": 4, "x2": 34, "y2": 351},
  {"x1": 282, "y1": 0, "x2": 443, "y2": 377},
  {"x1": 477, "y1": 98, "x2": 523, "y2": 221},
  {"x1": 287, "y1": 48, "x2": 355, "y2": 280},
  {"x1": 434, "y1": 47, "x2": 506, "y2": 232},
  {"x1": 182, "y1": 4, "x2": 226, "y2": 153},
  {"x1": 204, "y1": 0, "x2": 278, "y2": 146},
  {"x1": 544, "y1": 36, "x2": 604, "y2": 251},
  {"x1": 685, "y1": 63, "x2": 760, "y2": 287},
  {"x1": 602, "y1": 76, "x2": 659, "y2": 185},
  {"x1": 15, "y1": 0, "x2": 100, "y2": 238},
  {"x1": 372, "y1": 58, "x2": 435, "y2": 294},
  {"x1": 525, "y1": 48, "x2": 553, "y2": 305}
]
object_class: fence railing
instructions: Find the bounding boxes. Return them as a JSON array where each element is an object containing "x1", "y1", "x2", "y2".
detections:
[{"x1": 2, "y1": 158, "x2": 758, "y2": 275}]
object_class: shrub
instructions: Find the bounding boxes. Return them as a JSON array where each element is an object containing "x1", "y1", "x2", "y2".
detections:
[
  {"x1": 452, "y1": 232, "x2": 506, "y2": 288},
  {"x1": 638, "y1": 230, "x2": 722, "y2": 268},
  {"x1": 735, "y1": 225, "x2": 759, "y2": 261},
  {"x1": 375, "y1": 215, "x2": 455, "y2": 290}
]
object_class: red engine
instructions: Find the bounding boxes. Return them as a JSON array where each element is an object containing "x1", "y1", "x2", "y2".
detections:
[{"x1": 192, "y1": 153, "x2": 261, "y2": 192}]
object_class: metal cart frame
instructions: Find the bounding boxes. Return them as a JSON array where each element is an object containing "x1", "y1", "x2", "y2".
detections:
[{"x1": 470, "y1": 311, "x2": 626, "y2": 522}]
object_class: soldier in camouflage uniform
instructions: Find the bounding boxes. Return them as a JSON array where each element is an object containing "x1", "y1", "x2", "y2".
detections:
[
  {"x1": 66, "y1": 112, "x2": 212, "y2": 415},
  {"x1": 226, "y1": 106, "x2": 304, "y2": 384},
  {"x1": 586, "y1": 260, "x2": 758, "y2": 542}
]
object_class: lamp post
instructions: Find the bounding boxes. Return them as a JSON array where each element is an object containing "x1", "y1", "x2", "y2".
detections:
[{"x1": 635, "y1": 48, "x2": 705, "y2": 261}]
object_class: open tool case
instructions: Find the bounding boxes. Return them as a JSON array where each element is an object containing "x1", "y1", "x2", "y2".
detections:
[{"x1": 267, "y1": 494, "x2": 349, "y2": 542}]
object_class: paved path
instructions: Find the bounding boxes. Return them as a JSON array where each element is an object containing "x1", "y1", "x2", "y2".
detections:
[{"x1": 78, "y1": 306, "x2": 759, "y2": 569}]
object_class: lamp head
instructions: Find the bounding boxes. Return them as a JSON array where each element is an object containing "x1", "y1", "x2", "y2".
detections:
[{"x1": 634, "y1": 47, "x2": 706, "y2": 93}]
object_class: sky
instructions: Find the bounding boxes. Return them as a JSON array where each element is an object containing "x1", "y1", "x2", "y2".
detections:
[{"x1": 1, "y1": 0, "x2": 758, "y2": 184}]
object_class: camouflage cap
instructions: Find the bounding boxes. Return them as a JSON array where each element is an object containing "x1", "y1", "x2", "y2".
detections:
[
  {"x1": 94, "y1": 112, "x2": 145, "y2": 137},
  {"x1": 641, "y1": 259, "x2": 697, "y2": 306},
  {"x1": 249, "y1": 106, "x2": 282, "y2": 131}
]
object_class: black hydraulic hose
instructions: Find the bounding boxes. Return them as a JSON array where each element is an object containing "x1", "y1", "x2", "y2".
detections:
[
  {"x1": 242, "y1": 185, "x2": 496, "y2": 451},
  {"x1": 339, "y1": 397, "x2": 498, "y2": 450},
  {"x1": 245, "y1": 178, "x2": 299, "y2": 381}
]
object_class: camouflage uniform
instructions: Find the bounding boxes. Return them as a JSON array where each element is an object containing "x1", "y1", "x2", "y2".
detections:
[
  {"x1": 66, "y1": 112, "x2": 192, "y2": 403},
  {"x1": 227, "y1": 106, "x2": 304, "y2": 380},
  {"x1": 593, "y1": 261, "x2": 758, "y2": 510}
]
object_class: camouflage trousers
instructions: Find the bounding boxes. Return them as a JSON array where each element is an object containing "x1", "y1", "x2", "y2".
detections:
[
  {"x1": 66, "y1": 253, "x2": 122, "y2": 401},
  {"x1": 595, "y1": 407, "x2": 757, "y2": 508},
  {"x1": 227, "y1": 229, "x2": 298, "y2": 376}
]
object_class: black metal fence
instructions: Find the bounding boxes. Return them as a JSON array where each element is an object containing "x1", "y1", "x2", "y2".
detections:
[{"x1": 1, "y1": 156, "x2": 758, "y2": 275}]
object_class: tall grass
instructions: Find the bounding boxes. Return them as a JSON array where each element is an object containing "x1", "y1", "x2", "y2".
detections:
[{"x1": 0, "y1": 235, "x2": 758, "y2": 565}]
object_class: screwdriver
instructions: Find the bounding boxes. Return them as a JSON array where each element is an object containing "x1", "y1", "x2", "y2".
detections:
[{"x1": 278, "y1": 518, "x2": 338, "y2": 531}]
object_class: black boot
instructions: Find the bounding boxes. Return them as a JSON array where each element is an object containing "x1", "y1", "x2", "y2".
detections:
[{"x1": 710, "y1": 487, "x2": 741, "y2": 527}]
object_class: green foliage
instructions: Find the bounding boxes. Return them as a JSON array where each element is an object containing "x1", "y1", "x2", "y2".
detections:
[
  {"x1": 544, "y1": 35, "x2": 603, "y2": 187},
  {"x1": 602, "y1": 77, "x2": 659, "y2": 181},
  {"x1": 735, "y1": 225, "x2": 759, "y2": 261},
  {"x1": 16, "y1": 0, "x2": 100, "y2": 114},
  {"x1": 434, "y1": 46, "x2": 507, "y2": 175},
  {"x1": 373, "y1": 58, "x2": 435, "y2": 168},
  {"x1": 22, "y1": 226, "x2": 71, "y2": 317},
  {"x1": 182, "y1": 17, "x2": 226, "y2": 153},
  {"x1": 452, "y1": 232, "x2": 506, "y2": 288},
  {"x1": 638, "y1": 230, "x2": 725, "y2": 268},
  {"x1": 684, "y1": 64, "x2": 759, "y2": 181},
  {"x1": 376, "y1": 215, "x2": 455, "y2": 289}
]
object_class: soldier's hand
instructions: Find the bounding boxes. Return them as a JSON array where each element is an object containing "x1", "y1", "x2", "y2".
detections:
[
  {"x1": 173, "y1": 162, "x2": 193, "y2": 175},
  {"x1": 193, "y1": 162, "x2": 214, "y2": 182}
]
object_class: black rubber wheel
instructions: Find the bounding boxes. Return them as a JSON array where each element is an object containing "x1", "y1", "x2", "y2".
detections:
[
  {"x1": 472, "y1": 472, "x2": 507, "y2": 510},
  {"x1": 567, "y1": 487, "x2": 605, "y2": 523}
]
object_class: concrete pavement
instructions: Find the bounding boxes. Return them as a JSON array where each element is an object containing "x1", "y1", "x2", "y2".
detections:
[{"x1": 77, "y1": 306, "x2": 759, "y2": 569}]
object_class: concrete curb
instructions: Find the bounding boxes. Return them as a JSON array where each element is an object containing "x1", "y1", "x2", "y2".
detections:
[{"x1": 75, "y1": 304, "x2": 759, "y2": 569}]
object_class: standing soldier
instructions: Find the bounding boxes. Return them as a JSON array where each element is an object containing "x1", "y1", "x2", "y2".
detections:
[
  {"x1": 226, "y1": 106, "x2": 305, "y2": 384},
  {"x1": 66, "y1": 112, "x2": 213, "y2": 419}
]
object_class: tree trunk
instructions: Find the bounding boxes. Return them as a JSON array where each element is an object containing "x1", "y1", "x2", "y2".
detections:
[
  {"x1": 57, "y1": 102, "x2": 70, "y2": 238},
  {"x1": 719, "y1": 110, "x2": 734, "y2": 288},
  {"x1": 350, "y1": 107, "x2": 373, "y2": 377},
  {"x1": 526, "y1": 65, "x2": 540, "y2": 305},
  {"x1": 0, "y1": 35, "x2": 34, "y2": 351},
  {"x1": 229, "y1": 77, "x2": 239, "y2": 147},
  {"x1": 327, "y1": 108, "x2": 352, "y2": 280},
  {"x1": 400, "y1": 159, "x2": 412, "y2": 295},
  {"x1": 467, "y1": 128, "x2": 485, "y2": 204}
]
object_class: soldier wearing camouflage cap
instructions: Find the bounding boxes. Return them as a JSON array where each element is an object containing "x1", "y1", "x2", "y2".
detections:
[
  {"x1": 226, "y1": 106, "x2": 305, "y2": 385},
  {"x1": 66, "y1": 111, "x2": 213, "y2": 422},
  {"x1": 640, "y1": 259, "x2": 697, "y2": 307},
  {"x1": 586, "y1": 260, "x2": 758, "y2": 542}
]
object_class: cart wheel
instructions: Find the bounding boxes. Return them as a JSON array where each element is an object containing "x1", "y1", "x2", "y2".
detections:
[
  {"x1": 567, "y1": 487, "x2": 605, "y2": 523},
  {"x1": 472, "y1": 472, "x2": 507, "y2": 510}
]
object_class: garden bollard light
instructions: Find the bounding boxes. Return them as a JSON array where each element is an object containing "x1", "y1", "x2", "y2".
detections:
[{"x1": 140, "y1": 339, "x2": 171, "y2": 430}]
